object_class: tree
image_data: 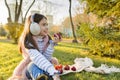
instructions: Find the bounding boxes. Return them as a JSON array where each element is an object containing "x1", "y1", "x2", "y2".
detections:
[
  {"x1": 69, "y1": 0, "x2": 78, "y2": 43},
  {"x1": 49, "y1": 25, "x2": 61, "y2": 34},
  {"x1": 80, "y1": 0, "x2": 120, "y2": 18},
  {"x1": 80, "y1": 0, "x2": 120, "y2": 28},
  {"x1": 23, "y1": 0, "x2": 35, "y2": 23},
  {"x1": 4, "y1": 0, "x2": 35, "y2": 43},
  {"x1": 5, "y1": 0, "x2": 35, "y2": 23},
  {"x1": 62, "y1": 17, "x2": 71, "y2": 28},
  {"x1": 5, "y1": 0, "x2": 12, "y2": 22},
  {"x1": 73, "y1": 13, "x2": 90, "y2": 26}
]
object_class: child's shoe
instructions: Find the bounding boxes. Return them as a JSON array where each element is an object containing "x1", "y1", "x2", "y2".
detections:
[{"x1": 36, "y1": 74, "x2": 48, "y2": 80}]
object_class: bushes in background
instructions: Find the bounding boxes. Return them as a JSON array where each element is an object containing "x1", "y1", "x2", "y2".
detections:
[
  {"x1": 3, "y1": 23, "x2": 24, "y2": 43},
  {"x1": 0, "y1": 26, "x2": 7, "y2": 36},
  {"x1": 77, "y1": 23, "x2": 120, "y2": 59}
]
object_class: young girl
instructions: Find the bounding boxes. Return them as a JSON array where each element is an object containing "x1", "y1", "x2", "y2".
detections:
[{"x1": 9, "y1": 13, "x2": 61, "y2": 80}]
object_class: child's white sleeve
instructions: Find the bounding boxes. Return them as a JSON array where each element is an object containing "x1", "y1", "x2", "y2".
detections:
[{"x1": 28, "y1": 49, "x2": 58, "y2": 76}]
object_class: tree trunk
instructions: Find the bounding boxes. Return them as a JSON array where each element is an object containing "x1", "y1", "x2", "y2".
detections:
[
  {"x1": 69, "y1": 0, "x2": 78, "y2": 43},
  {"x1": 15, "y1": 0, "x2": 23, "y2": 23},
  {"x1": 5, "y1": 0, "x2": 12, "y2": 23},
  {"x1": 5, "y1": 0, "x2": 35, "y2": 23},
  {"x1": 15, "y1": 0, "x2": 18, "y2": 22},
  {"x1": 23, "y1": 0, "x2": 35, "y2": 23}
]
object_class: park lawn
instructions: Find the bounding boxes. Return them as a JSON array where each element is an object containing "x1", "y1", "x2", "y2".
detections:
[{"x1": 0, "y1": 40, "x2": 120, "y2": 80}]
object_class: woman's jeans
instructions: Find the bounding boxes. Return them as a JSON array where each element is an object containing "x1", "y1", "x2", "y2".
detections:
[{"x1": 26, "y1": 62, "x2": 51, "y2": 80}]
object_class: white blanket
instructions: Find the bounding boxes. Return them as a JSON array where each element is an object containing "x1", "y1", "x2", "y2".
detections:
[{"x1": 60, "y1": 57, "x2": 120, "y2": 75}]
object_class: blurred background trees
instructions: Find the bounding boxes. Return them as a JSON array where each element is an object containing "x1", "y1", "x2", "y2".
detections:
[
  {"x1": 3, "y1": 0, "x2": 35, "y2": 43},
  {"x1": 1, "y1": 0, "x2": 120, "y2": 59},
  {"x1": 76, "y1": 0, "x2": 120, "y2": 59}
]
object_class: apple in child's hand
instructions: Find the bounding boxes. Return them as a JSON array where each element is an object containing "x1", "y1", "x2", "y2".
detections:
[
  {"x1": 54, "y1": 32, "x2": 62, "y2": 39},
  {"x1": 54, "y1": 34, "x2": 57, "y2": 37},
  {"x1": 57, "y1": 32, "x2": 62, "y2": 39},
  {"x1": 71, "y1": 66, "x2": 76, "y2": 71},
  {"x1": 64, "y1": 65, "x2": 70, "y2": 70}
]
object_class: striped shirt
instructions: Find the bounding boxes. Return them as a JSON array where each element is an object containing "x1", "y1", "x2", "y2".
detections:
[{"x1": 28, "y1": 37, "x2": 58, "y2": 76}]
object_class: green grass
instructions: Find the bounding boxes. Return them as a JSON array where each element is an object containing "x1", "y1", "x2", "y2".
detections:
[{"x1": 0, "y1": 39, "x2": 120, "y2": 80}]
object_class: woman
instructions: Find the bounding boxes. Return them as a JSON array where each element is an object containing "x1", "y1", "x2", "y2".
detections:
[{"x1": 9, "y1": 13, "x2": 61, "y2": 80}]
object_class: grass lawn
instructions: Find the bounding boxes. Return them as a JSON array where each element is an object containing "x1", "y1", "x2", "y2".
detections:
[{"x1": 0, "y1": 39, "x2": 120, "y2": 80}]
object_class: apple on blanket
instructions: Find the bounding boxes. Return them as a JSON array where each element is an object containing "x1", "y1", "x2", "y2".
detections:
[{"x1": 54, "y1": 64, "x2": 77, "y2": 75}]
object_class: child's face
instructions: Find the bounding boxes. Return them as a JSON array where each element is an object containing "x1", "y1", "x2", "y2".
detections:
[{"x1": 39, "y1": 18, "x2": 48, "y2": 36}]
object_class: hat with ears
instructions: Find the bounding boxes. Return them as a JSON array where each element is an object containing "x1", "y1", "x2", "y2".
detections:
[{"x1": 30, "y1": 14, "x2": 41, "y2": 35}]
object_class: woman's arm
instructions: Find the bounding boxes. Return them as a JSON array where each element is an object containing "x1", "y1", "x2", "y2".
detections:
[
  {"x1": 28, "y1": 49, "x2": 58, "y2": 76},
  {"x1": 43, "y1": 36, "x2": 61, "y2": 60}
]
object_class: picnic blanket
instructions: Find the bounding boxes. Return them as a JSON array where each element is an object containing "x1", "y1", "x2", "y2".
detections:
[{"x1": 60, "y1": 57, "x2": 120, "y2": 75}]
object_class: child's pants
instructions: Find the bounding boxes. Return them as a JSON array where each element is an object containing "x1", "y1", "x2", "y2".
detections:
[{"x1": 26, "y1": 62, "x2": 52, "y2": 80}]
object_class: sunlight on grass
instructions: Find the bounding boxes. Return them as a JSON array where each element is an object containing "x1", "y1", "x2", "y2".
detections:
[
  {"x1": 0, "y1": 41, "x2": 22, "y2": 79},
  {"x1": 0, "y1": 41, "x2": 120, "y2": 80},
  {"x1": 55, "y1": 42, "x2": 120, "y2": 67}
]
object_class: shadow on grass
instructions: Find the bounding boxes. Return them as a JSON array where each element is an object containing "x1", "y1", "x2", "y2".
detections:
[
  {"x1": 0, "y1": 39, "x2": 17, "y2": 44},
  {"x1": 58, "y1": 43, "x2": 89, "y2": 50},
  {"x1": 53, "y1": 49, "x2": 85, "y2": 64},
  {"x1": 0, "y1": 39, "x2": 12, "y2": 43}
]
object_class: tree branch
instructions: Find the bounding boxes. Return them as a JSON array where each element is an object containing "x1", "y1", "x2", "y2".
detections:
[
  {"x1": 16, "y1": 0, "x2": 23, "y2": 22},
  {"x1": 15, "y1": 0, "x2": 18, "y2": 22},
  {"x1": 23, "y1": 0, "x2": 35, "y2": 23},
  {"x1": 4, "y1": 0, "x2": 12, "y2": 22}
]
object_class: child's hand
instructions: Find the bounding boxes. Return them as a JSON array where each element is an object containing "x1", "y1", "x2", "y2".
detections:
[{"x1": 53, "y1": 35, "x2": 61, "y2": 43}]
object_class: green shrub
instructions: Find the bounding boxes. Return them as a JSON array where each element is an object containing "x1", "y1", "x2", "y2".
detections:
[
  {"x1": 3, "y1": 23, "x2": 24, "y2": 43},
  {"x1": 77, "y1": 23, "x2": 120, "y2": 59},
  {"x1": 0, "y1": 26, "x2": 7, "y2": 36}
]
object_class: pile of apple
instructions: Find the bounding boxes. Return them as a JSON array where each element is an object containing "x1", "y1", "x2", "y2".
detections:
[
  {"x1": 54, "y1": 64, "x2": 76, "y2": 74},
  {"x1": 64, "y1": 65, "x2": 76, "y2": 71}
]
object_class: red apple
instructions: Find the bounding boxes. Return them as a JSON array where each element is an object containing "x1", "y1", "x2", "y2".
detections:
[
  {"x1": 58, "y1": 64, "x2": 63, "y2": 69},
  {"x1": 55, "y1": 65, "x2": 59, "y2": 70},
  {"x1": 64, "y1": 65, "x2": 70, "y2": 70},
  {"x1": 55, "y1": 64, "x2": 63, "y2": 70},
  {"x1": 53, "y1": 32, "x2": 62, "y2": 39},
  {"x1": 71, "y1": 66, "x2": 76, "y2": 71},
  {"x1": 54, "y1": 34, "x2": 57, "y2": 37},
  {"x1": 57, "y1": 33, "x2": 62, "y2": 39}
]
